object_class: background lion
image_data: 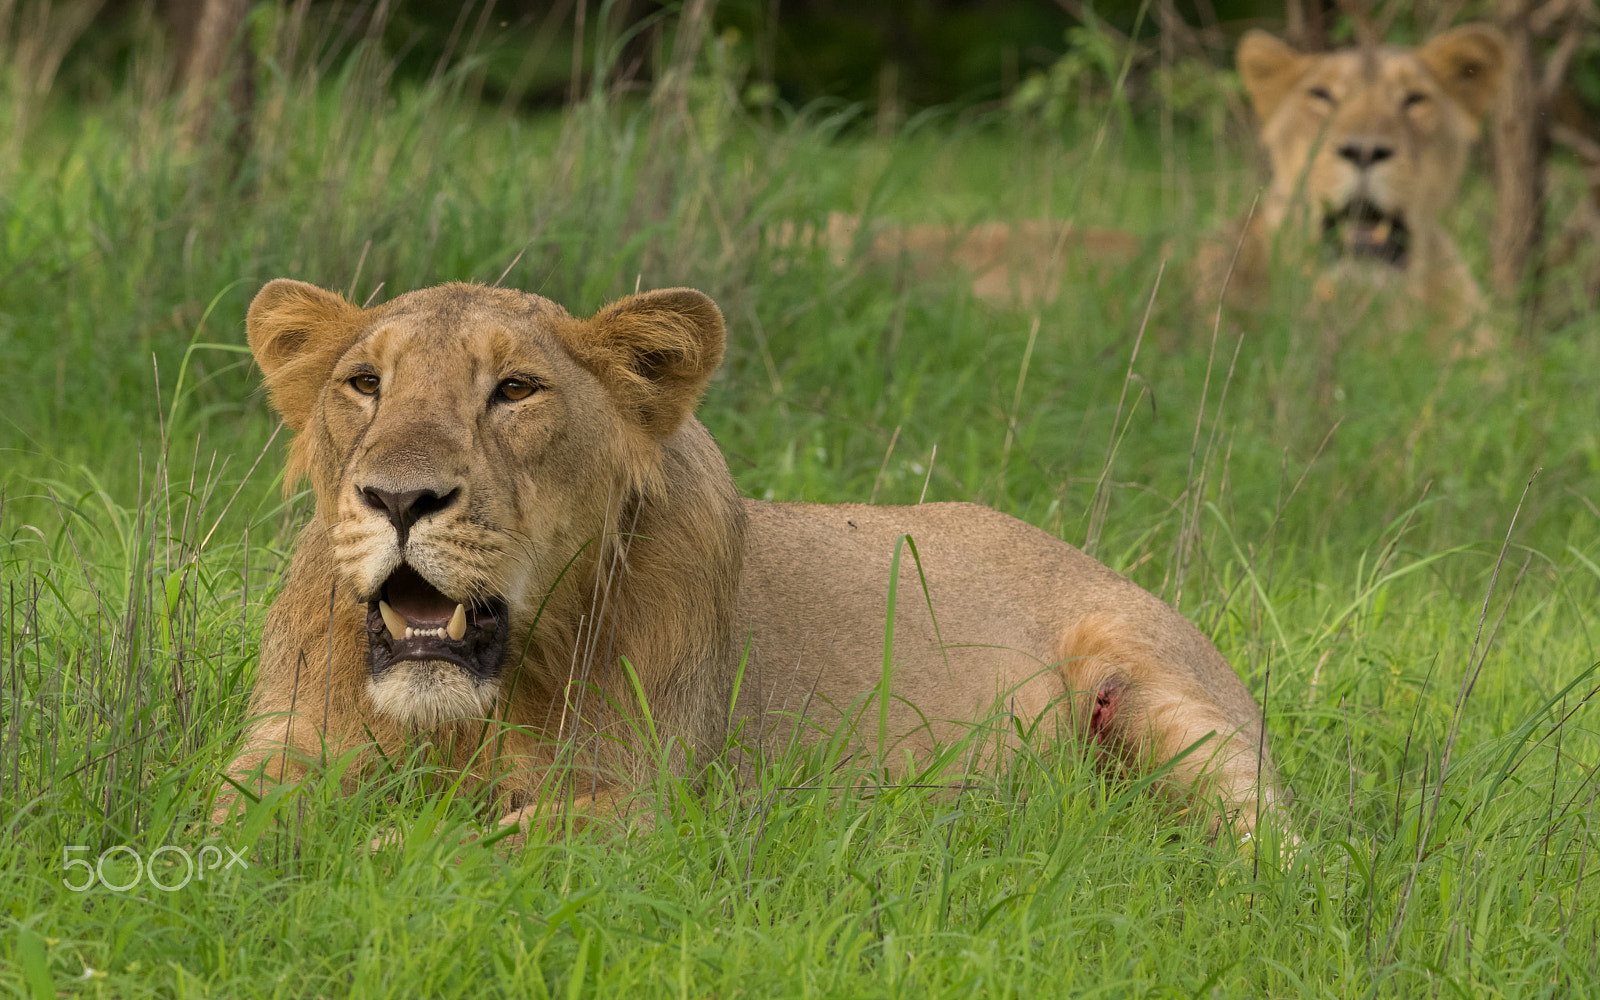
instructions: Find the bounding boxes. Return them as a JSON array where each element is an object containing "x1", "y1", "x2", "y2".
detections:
[
  {"x1": 221, "y1": 278, "x2": 1287, "y2": 837},
  {"x1": 1205, "y1": 24, "x2": 1506, "y2": 345}
]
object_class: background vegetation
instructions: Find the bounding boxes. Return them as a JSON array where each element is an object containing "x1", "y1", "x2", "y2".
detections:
[{"x1": 3, "y1": 1, "x2": 1599, "y2": 996}]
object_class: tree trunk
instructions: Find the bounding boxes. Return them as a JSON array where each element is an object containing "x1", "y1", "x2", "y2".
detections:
[
  {"x1": 1490, "y1": 0, "x2": 1546, "y2": 300},
  {"x1": 1285, "y1": 0, "x2": 1328, "y2": 52},
  {"x1": 172, "y1": 0, "x2": 253, "y2": 149}
]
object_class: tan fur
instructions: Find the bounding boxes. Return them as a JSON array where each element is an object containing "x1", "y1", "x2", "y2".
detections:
[
  {"x1": 221, "y1": 279, "x2": 1286, "y2": 837},
  {"x1": 1207, "y1": 25, "x2": 1506, "y2": 343},
  {"x1": 781, "y1": 211, "x2": 1140, "y2": 307}
]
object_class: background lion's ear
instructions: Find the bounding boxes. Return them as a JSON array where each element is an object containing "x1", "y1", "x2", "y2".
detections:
[
  {"x1": 1417, "y1": 24, "x2": 1507, "y2": 121},
  {"x1": 575, "y1": 287, "x2": 726, "y2": 439},
  {"x1": 1237, "y1": 30, "x2": 1309, "y2": 122},
  {"x1": 247, "y1": 278, "x2": 365, "y2": 432}
]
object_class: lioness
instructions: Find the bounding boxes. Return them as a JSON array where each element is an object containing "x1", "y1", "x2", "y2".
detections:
[
  {"x1": 221, "y1": 279, "x2": 1285, "y2": 837},
  {"x1": 1209, "y1": 24, "x2": 1506, "y2": 338},
  {"x1": 786, "y1": 212, "x2": 1140, "y2": 307}
]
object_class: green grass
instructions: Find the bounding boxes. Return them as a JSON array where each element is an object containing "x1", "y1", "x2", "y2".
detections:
[{"x1": 4, "y1": 25, "x2": 1600, "y2": 999}]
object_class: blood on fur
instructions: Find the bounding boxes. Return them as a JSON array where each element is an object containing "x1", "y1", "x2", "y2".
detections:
[{"x1": 1089, "y1": 676, "x2": 1126, "y2": 741}]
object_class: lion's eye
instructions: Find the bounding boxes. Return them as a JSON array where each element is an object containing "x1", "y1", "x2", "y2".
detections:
[
  {"x1": 350, "y1": 373, "x2": 380, "y2": 396},
  {"x1": 1308, "y1": 86, "x2": 1334, "y2": 103},
  {"x1": 496, "y1": 378, "x2": 538, "y2": 402},
  {"x1": 1402, "y1": 91, "x2": 1427, "y2": 109}
]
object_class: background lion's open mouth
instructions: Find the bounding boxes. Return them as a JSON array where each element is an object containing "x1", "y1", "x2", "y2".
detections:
[
  {"x1": 365, "y1": 563, "x2": 509, "y2": 679},
  {"x1": 1323, "y1": 199, "x2": 1410, "y2": 268}
]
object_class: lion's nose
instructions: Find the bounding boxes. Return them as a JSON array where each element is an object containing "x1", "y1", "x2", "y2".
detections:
[
  {"x1": 359, "y1": 486, "x2": 459, "y2": 546},
  {"x1": 1336, "y1": 139, "x2": 1394, "y2": 169}
]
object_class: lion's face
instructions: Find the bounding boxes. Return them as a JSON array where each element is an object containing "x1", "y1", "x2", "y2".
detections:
[
  {"x1": 1238, "y1": 25, "x2": 1505, "y2": 269},
  {"x1": 246, "y1": 281, "x2": 724, "y2": 728},
  {"x1": 314, "y1": 288, "x2": 627, "y2": 728}
]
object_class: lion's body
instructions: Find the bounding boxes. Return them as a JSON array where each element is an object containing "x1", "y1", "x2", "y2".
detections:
[
  {"x1": 779, "y1": 212, "x2": 1140, "y2": 308},
  {"x1": 224, "y1": 279, "x2": 1283, "y2": 834},
  {"x1": 1206, "y1": 25, "x2": 1506, "y2": 344},
  {"x1": 737, "y1": 501, "x2": 1265, "y2": 791}
]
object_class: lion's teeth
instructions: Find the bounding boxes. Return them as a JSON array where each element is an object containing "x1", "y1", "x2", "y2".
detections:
[
  {"x1": 383, "y1": 610, "x2": 457, "y2": 642},
  {"x1": 379, "y1": 600, "x2": 407, "y2": 641}
]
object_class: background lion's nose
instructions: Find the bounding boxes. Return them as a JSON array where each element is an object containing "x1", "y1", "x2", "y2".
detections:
[
  {"x1": 359, "y1": 486, "x2": 459, "y2": 546},
  {"x1": 1336, "y1": 139, "x2": 1394, "y2": 169}
]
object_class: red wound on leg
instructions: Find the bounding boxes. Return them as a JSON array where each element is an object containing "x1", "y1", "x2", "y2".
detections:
[{"x1": 1089, "y1": 678, "x2": 1125, "y2": 740}]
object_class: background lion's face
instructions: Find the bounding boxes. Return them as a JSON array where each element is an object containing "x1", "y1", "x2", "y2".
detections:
[
  {"x1": 246, "y1": 280, "x2": 724, "y2": 727},
  {"x1": 1238, "y1": 26, "x2": 1506, "y2": 269}
]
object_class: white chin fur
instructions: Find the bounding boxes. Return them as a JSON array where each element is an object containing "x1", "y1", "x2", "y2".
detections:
[{"x1": 367, "y1": 661, "x2": 497, "y2": 729}]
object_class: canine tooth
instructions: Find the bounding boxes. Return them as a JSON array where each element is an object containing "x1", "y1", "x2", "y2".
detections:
[
  {"x1": 379, "y1": 600, "x2": 407, "y2": 641},
  {"x1": 447, "y1": 604, "x2": 467, "y2": 640},
  {"x1": 404, "y1": 626, "x2": 414, "y2": 639}
]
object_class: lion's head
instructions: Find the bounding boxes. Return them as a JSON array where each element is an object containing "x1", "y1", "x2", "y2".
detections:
[
  {"x1": 1237, "y1": 25, "x2": 1505, "y2": 273},
  {"x1": 246, "y1": 280, "x2": 741, "y2": 731}
]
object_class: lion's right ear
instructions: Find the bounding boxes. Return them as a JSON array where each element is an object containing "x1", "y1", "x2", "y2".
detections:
[
  {"x1": 1237, "y1": 30, "x2": 1310, "y2": 122},
  {"x1": 247, "y1": 279, "x2": 365, "y2": 432}
]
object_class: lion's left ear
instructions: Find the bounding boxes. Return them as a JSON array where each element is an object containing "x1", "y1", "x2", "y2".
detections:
[
  {"x1": 574, "y1": 288, "x2": 726, "y2": 438},
  {"x1": 1417, "y1": 24, "x2": 1507, "y2": 120}
]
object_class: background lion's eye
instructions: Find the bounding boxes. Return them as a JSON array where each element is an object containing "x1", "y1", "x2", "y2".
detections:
[
  {"x1": 1403, "y1": 91, "x2": 1428, "y2": 109},
  {"x1": 350, "y1": 373, "x2": 380, "y2": 395},
  {"x1": 497, "y1": 378, "x2": 537, "y2": 401},
  {"x1": 1308, "y1": 86, "x2": 1334, "y2": 103}
]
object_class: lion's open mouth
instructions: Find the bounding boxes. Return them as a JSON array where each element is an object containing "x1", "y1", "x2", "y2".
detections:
[
  {"x1": 1323, "y1": 199, "x2": 1410, "y2": 267},
  {"x1": 365, "y1": 563, "x2": 509, "y2": 680}
]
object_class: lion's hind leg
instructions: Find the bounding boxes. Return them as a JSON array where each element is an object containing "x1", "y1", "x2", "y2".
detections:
[{"x1": 1057, "y1": 614, "x2": 1285, "y2": 839}]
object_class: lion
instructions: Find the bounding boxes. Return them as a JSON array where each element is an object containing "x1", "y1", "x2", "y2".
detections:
[
  {"x1": 776, "y1": 212, "x2": 1140, "y2": 308},
  {"x1": 219, "y1": 278, "x2": 1287, "y2": 840},
  {"x1": 1206, "y1": 24, "x2": 1506, "y2": 342}
]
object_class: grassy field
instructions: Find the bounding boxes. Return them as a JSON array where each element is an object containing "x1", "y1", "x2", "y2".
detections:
[{"x1": 4, "y1": 21, "x2": 1600, "y2": 999}]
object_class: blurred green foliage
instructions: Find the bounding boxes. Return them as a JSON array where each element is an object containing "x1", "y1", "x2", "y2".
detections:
[{"x1": 64, "y1": 0, "x2": 1321, "y2": 112}]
